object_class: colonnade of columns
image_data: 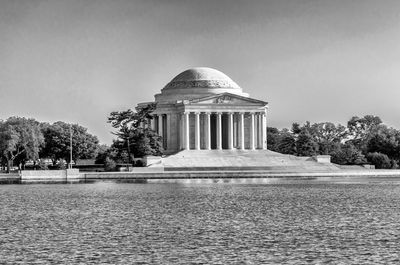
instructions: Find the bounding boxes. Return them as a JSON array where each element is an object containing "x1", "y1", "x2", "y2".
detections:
[
  {"x1": 147, "y1": 111, "x2": 267, "y2": 151},
  {"x1": 146, "y1": 114, "x2": 167, "y2": 149},
  {"x1": 181, "y1": 111, "x2": 267, "y2": 151}
]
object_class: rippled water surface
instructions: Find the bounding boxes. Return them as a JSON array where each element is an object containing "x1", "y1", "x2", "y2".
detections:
[{"x1": 1, "y1": 179, "x2": 400, "y2": 264}]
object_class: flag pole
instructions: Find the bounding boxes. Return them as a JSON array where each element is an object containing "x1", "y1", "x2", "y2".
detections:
[{"x1": 69, "y1": 124, "x2": 73, "y2": 169}]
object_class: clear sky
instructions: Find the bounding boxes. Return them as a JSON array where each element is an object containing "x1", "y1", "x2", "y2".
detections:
[{"x1": 1, "y1": 0, "x2": 399, "y2": 144}]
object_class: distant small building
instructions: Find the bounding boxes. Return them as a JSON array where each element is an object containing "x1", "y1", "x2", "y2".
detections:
[
  {"x1": 75, "y1": 159, "x2": 103, "y2": 172},
  {"x1": 75, "y1": 159, "x2": 96, "y2": 166}
]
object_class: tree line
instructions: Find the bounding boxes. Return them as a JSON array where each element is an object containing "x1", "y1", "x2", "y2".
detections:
[
  {"x1": 0, "y1": 117, "x2": 99, "y2": 172},
  {"x1": 1, "y1": 112, "x2": 398, "y2": 172},
  {"x1": 267, "y1": 115, "x2": 400, "y2": 169}
]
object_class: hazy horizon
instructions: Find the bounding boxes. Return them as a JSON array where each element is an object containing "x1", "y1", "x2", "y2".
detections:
[{"x1": 1, "y1": 0, "x2": 399, "y2": 144}]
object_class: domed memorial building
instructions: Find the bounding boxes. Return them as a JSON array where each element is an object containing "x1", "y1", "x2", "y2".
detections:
[
  {"x1": 137, "y1": 67, "x2": 339, "y2": 171},
  {"x1": 138, "y1": 67, "x2": 268, "y2": 153}
]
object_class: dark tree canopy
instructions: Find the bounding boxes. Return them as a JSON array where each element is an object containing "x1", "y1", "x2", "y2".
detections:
[
  {"x1": 366, "y1": 152, "x2": 392, "y2": 169},
  {"x1": 108, "y1": 103, "x2": 157, "y2": 134},
  {"x1": 41, "y1": 121, "x2": 99, "y2": 164},
  {"x1": 367, "y1": 126, "x2": 400, "y2": 160},
  {"x1": 0, "y1": 117, "x2": 44, "y2": 172},
  {"x1": 266, "y1": 115, "x2": 400, "y2": 168},
  {"x1": 296, "y1": 131, "x2": 319, "y2": 156},
  {"x1": 331, "y1": 143, "x2": 366, "y2": 165},
  {"x1": 347, "y1": 115, "x2": 382, "y2": 152},
  {"x1": 276, "y1": 132, "x2": 296, "y2": 155},
  {"x1": 108, "y1": 103, "x2": 163, "y2": 160},
  {"x1": 308, "y1": 122, "x2": 347, "y2": 155},
  {"x1": 266, "y1": 127, "x2": 280, "y2": 152},
  {"x1": 347, "y1": 115, "x2": 382, "y2": 139}
]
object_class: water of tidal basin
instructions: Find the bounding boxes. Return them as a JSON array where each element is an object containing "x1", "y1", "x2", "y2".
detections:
[{"x1": 1, "y1": 179, "x2": 400, "y2": 264}]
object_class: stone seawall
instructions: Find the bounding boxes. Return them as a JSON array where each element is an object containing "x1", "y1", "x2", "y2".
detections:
[
  {"x1": 1, "y1": 169, "x2": 400, "y2": 184},
  {"x1": 0, "y1": 173, "x2": 20, "y2": 184},
  {"x1": 21, "y1": 169, "x2": 80, "y2": 183},
  {"x1": 82, "y1": 169, "x2": 400, "y2": 181}
]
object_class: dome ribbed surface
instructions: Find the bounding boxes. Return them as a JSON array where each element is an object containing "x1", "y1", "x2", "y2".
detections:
[{"x1": 163, "y1": 67, "x2": 240, "y2": 90}]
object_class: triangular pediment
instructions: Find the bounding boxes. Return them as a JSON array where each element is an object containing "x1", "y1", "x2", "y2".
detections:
[{"x1": 187, "y1": 93, "x2": 268, "y2": 106}]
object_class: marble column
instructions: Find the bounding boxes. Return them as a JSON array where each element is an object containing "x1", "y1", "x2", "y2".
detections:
[
  {"x1": 240, "y1": 112, "x2": 245, "y2": 150},
  {"x1": 262, "y1": 112, "x2": 267, "y2": 149},
  {"x1": 158, "y1": 114, "x2": 163, "y2": 137},
  {"x1": 205, "y1": 112, "x2": 211, "y2": 150},
  {"x1": 194, "y1": 112, "x2": 200, "y2": 150},
  {"x1": 250, "y1": 112, "x2": 255, "y2": 150},
  {"x1": 217, "y1": 112, "x2": 222, "y2": 150},
  {"x1": 166, "y1": 114, "x2": 171, "y2": 150},
  {"x1": 153, "y1": 116, "x2": 157, "y2": 131},
  {"x1": 257, "y1": 113, "x2": 262, "y2": 149},
  {"x1": 233, "y1": 114, "x2": 237, "y2": 148},
  {"x1": 179, "y1": 114, "x2": 183, "y2": 150},
  {"x1": 184, "y1": 112, "x2": 190, "y2": 150},
  {"x1": 228, "y1": 112, "x2": 234, "y2": 150}
]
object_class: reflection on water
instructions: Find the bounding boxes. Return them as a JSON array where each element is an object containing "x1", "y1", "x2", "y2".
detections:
[{"x1": 1, "y1": 180, "x2": 400, "y2": 264}]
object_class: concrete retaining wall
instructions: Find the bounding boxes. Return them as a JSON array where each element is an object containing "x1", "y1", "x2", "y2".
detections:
[
  {"x1": 2, "y1": 168, "x2": 400, "y2": 184},
  {"x1": 82, "y1": 169, "x2": 400, "y2": 180},
  {"x1": 0, "y1": 173, "x2": 20, "y2": 184},
  {"x1": 21, "y1": 169, "x2": 80, "y2": 183},
  {"x1": 312, "y1": 155, "x2": 331, "y2": 163},
  {"x1": 66, "y1": 169, "x2": 81, "y2": 182}
]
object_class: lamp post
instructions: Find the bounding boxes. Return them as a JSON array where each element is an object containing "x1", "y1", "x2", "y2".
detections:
[
  {"x1": 127, "y1": 136, "x2": 131, "y2": 171},
  {"x1": 69, "y1": 124, "x2": 73, "y2": 169}
]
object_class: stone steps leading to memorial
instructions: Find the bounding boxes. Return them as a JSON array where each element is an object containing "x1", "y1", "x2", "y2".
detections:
[
  {"x1": 162, "y1": 150, "x2": 341, "y2": 172},
  {"x1": 164, "y1": 166, "x2": 338, "y2": 172}
]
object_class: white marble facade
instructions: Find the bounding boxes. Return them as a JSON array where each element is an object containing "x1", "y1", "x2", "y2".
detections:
[{"x1": 138, "y1": 67, "x2": 268, "y2": 152}]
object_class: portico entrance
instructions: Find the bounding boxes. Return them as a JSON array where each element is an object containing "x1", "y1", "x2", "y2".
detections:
[{"x1": 175, "y1": 110, "x2": 266, "y2": 151}]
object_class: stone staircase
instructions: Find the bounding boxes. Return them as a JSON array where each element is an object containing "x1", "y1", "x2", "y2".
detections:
[{"x1": 162, "y1": 150, "x2": 341, "y2": 172}]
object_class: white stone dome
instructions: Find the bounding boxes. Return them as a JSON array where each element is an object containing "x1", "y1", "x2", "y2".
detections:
[
  {"x1": 164, "y1": 67, "x2": 241, "y2": 90},
  {"x1": 155, "y1": 67, "x2": 248, "y2": 102}
]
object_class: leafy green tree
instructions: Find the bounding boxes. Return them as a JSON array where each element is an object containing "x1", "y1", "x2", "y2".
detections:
[
  {"x1": 268, "y1": 121, "x2": 351, "y2": 159},
  {"x1": 96, "y1": 142, "x2": 133, "y2": 165},
  {"x1": 291, "y1": 122, "x2": 303, "y2": 135},
  {"x1": 0, "y1": 156, "x2": 4, "y2": 171},
  {"x1": 0, "y1": 117, "x2": 44, "y2": 172},
  {"x1": 276, "y1": 132, "x2": 296, "y2": 155},
  {"x1": 309, "y1": 122, "x2": 347, "y2": 155},
  {"x1": 258, "y1": 115, "x2": 400, "y2": 167},
  {"x1": 347, "y1": 115, "x2": 382, "y2": 152},
  {"x1": 95, "y1": 143, "x2": 121, "y2": 171},
  {"x1": 129, "y1": 129, "x2": 163, "y2": 157},
  {"x1": 267, "y1": 127, "x2": 280, "y2": 151},
  {"x1": 109, "y1": 140, "x2": 132, "y2": 164},
  {"x1": 331, "y1": 142, "x2": 367, "y2": 165},
  {"x1": 296, "y1": 131, "x2": 319, "y2": 156},
  {"x1": 40, "y1": 121, "x2": 99, "y2": 165},
  {"x1": 367, "y1": 126, "x2": 400, "y2": 160},
  {"x1": 108, "y1": 103, "x2": 163, "y2": 159},
  {"x1": 366, "y1": 152, "x2": 392, "y2": 169},
  {"x1": 95, "y1": 144, "x2": 111, "y2": 164},
  {"x1": 104, "y1": 157, "x2": 117, "y2": 171}
]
